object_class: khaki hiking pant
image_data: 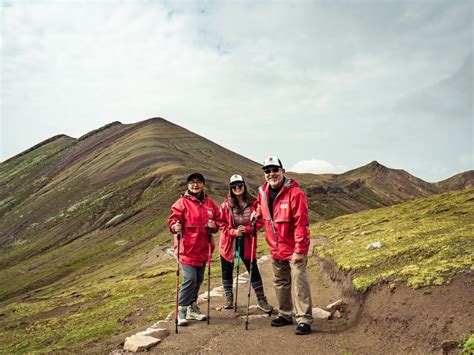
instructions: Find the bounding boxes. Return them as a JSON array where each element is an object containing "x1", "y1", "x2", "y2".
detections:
[{"x1": 272, "y1": 256, "x2": 313, "y2": 325}]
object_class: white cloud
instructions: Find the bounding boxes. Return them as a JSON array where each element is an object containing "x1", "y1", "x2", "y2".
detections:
[
  {"x1": 288, "y1": 159, "x2": 346, "y2": 175},
  {"x1": 1, "y1": 1, "x2": 472, "y2": 182}
]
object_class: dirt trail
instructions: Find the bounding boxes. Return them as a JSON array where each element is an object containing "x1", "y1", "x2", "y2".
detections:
[
  {"x1": 106, "y1": 251, "x2": 472, "y2": 354},
  {"x1": 148, "y1": 256, "x2": 381, "y2": 354}
]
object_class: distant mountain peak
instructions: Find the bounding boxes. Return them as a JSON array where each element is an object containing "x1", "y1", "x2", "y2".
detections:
[
  {"x1": 368, "y1": 160, "x2": 381, "y2": 167},
  {"x1": 363, "y1": 160, "x2": 389, "y2": 174}
]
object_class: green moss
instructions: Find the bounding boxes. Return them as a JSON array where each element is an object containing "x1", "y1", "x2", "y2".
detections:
[
  {"x1": 314, "y1": 189, "x2": 474, "y2": 291},
  {"x1": 463, "y1": 334, "x2": 474, "y2": 354}
]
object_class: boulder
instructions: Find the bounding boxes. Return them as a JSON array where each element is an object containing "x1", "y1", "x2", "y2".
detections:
[
  {"x1": 312, "y1": 307, "x2": 331, "y2": 320},
  {"x1": 123, "y1": 335, "x2": 161, "y2": 352}
]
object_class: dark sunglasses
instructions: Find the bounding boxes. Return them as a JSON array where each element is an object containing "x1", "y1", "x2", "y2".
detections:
[
  {"x1": 264, "y1": 167, "x2": 281, "y2": 174},
  {"x1": 230, "y1": 183, "x2": 244, "y2": 189}
]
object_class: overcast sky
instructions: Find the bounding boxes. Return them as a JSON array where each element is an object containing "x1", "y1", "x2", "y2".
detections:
[{"x1": 1, "y1": 1, "x2": 472, "y2": 182}]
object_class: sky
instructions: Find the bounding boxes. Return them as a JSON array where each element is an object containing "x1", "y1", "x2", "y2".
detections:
[{"x1": 1, "y1": 0, "x2": 472, "y2": 182}]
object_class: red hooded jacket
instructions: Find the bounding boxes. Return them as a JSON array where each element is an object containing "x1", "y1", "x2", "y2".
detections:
[
  {"x1": 168, "y1": 192, "x2": 220, "y2": 266},
  {"x1": 218, "y1": 198, "x2": 264, "y2": 262},
  {"x1": 257, "y1": 177, "x2": 310, "y2": 261}
]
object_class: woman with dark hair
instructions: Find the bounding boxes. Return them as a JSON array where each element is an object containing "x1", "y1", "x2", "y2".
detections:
[
  {"x1": 168, "y1": 172, "x2": 220, "y2": 326},
  {"x1": 218, "y1": 174, "x2": 273, "y2": 312}
]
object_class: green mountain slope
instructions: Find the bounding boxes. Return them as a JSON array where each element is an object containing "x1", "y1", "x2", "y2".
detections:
[{"x1": 315, "y1": 188, "x2": 473, "y2": 291}]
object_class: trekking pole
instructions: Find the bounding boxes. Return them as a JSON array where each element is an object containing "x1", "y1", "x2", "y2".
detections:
[
  {"x1": 234, "y1": 235, "x2": 242, "y2": 312},
  {"x1": 175, "y1": 231, "x2": 181, "y2": 334},
  {"x1": 207, "y1": 227, "x2": 212, "y2": 325},
  {"x1": 245, "y1": 223, "x2": 257, "y2": 330}
]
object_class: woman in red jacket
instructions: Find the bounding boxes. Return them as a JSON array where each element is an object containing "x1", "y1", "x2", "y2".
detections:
[
  {"x1": 168, "y1": 172, "x2": 220, "y2": 326},
  {"x1": 218, "y1": 174, "x2": 273, "y2": 313}
]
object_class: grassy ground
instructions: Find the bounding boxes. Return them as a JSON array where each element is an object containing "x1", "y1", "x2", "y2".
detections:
[
  {"x1": 314, "y1": 188, "x2": 473, "y2": 291},
  {"x1": 0, "y1": 230, "x2": 270, "y2": 353}
]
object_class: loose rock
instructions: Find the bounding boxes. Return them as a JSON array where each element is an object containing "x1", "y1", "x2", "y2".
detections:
[
  {"x1": 312, "y1": 307, "x2": 331, "y2": 320},
  {"x1": 234, "y1": 275, "x2": 249, "y2": 284},
  {"x1": 151, "y1": 320, "x2": 169, "y2": 329},
  {"x1": 165, "y1": 311, "x2": 174, "y2": 321},
  {"x1": 367, "y1": 241, "x2": 382, "y2": 250},
  {"x1": 326, "y1": 299, "x2": 344, "y2": 311},
  {"x1": 136, "y1": 328, "x2": 170, "y2": 339},
  {"x1": 123, "y1": 335, "x2": 161, "y2": 352}
]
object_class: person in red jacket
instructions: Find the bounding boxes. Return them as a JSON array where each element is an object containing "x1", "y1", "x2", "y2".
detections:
[
  {"x1": 251, "y1": 156, "x2": 313, "y2": 335},
  {"x1": 218, "y1": 174, "x2": 273, "y2": 313},
  {"x1": 168, "y1": 172, "x2": 220, "y2": 326}
]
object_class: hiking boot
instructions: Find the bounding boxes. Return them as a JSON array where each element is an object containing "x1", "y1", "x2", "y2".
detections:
[
  {"x1": 271, "y1": 316, "x2": 293, "y2": 327},
  {"x1": 223, "y1": 292, "x2": 233, "y2": 309},
  {"x1": 256, "y1": 296, "x2": 273, "y2": 313},
  {"x1": 295, "y1": 323, "x2": 311, "y2": 335},
  {"x1": 177, "y1": 306, "x2": 188, "y2": 326},
  {"x1": 187, "y1": 302, "x2": 207, "y2": 321}
]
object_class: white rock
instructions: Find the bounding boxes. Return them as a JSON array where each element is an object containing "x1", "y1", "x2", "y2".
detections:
[
  {"x1": 123, "y1": 335, "x2": 161, "y2": 352},
  {"x1": 198, "y1": 292, "x2": 209, "y2": 300},
  {"x1": 165, "y1": 311, "x2": 174, "y2": 321},
  {"x1": 239, "y1": 314, "x2": 268, "y2": 319},
  {"x1": 234, "y1": 276, "x2": 249, "y2": 284},
  {"x1": 259, "y1": 255, "x2": 270, "y2": 262},
  {"x1": 165, "y1": 248, "x2": 175, "y2": 257},
  {"x1": 199, "y1": 289, "x2": 225, "y2": 299},
  {"x1": 151, "y1": 320, "x2": 169, "y2": 329},
  {"x1": 136, "y1": 328, "x2": 170, "y2": 339},
  {"x1": 367, "y1": 241, "x2": 382, "y2": 250},
  {"x1": 312, "y1": 307, "x2": 331, "y2": 320},
  {"x1": 326, "y1": 299, "x2": 344, "y2": 310},
  {"x1": 210, "y1": 289, "x2": 225, "y2": 297}
]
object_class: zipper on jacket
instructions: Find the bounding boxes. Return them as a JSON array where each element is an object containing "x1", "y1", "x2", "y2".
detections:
[{"x1": 258, "y1": 186, "x2": 279, "y2": 252}]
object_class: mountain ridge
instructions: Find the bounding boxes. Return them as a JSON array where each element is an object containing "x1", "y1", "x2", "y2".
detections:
[{"x1": 0, "y1": 117, "x2": 472, "y2": 299}]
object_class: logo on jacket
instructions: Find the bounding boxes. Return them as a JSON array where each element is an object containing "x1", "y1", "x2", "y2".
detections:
[
  {"x1": 280, "y1": 200, "x2": 289, "y2": 209},
  {"x1": 207, "y1": 208, "x2": 214, "y2": 217}
]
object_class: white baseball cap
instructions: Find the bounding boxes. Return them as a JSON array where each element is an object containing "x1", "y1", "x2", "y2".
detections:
[
  {"x1": 262, "y1": 156, "x2": 283, "y2": 169},
  {"x1": 229, "y1": 174, "x2": 244, "y2": 184}
]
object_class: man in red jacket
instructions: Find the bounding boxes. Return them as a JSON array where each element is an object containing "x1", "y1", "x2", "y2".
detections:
[{"x1": 252, "y1": 156, "x2": 313, "y2": 335}]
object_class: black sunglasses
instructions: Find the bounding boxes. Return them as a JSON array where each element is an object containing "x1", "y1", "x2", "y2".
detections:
[
  {"x1": 230, "y1": 183, "x2": 244, "y2": 189},
  {"x1": 264, "y1": 167, "x2": 281, "y2": 174}
]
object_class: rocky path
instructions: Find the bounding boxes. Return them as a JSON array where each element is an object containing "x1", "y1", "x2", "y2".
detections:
[
  {"x1": 109, "y1": 250, "x2": 472, "y2": 354},
  {"x1": 113, "y1": 253, "x2": 383, "y2": 354}
]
